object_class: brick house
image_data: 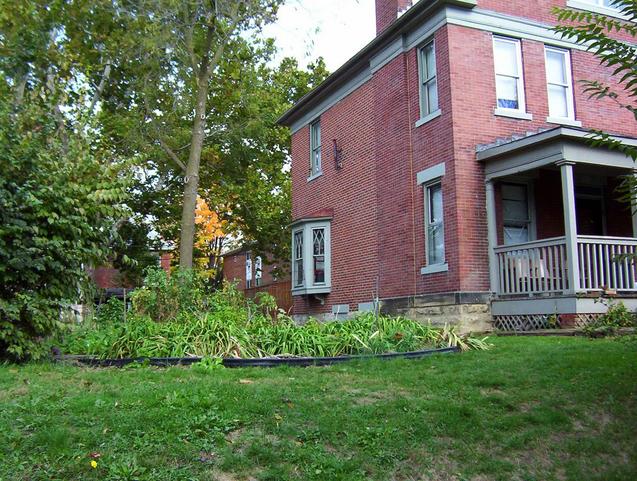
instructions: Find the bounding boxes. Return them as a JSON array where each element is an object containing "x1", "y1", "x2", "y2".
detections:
[
  {"x1": 278, "y1": 0, "x2": 637, "y2": 331},
  {"x1": 222, "y1": 247, "x2": 292, "y2": 312}
]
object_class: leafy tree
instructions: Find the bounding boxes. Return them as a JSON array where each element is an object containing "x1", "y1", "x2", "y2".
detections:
[
  {"x1": 0, "y1": 94, "x2": 129, "y2": 361},
  {"x1": 0, "y1": 0, "x2": 133, "y2": 360},
  {"x1": 553, "y1": 0, "x2": 636, "y2": 204}
]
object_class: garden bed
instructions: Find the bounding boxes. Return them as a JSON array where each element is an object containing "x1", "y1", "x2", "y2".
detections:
[{"x1": 55, "y1": 346, "x2": 460, "y2": 368}]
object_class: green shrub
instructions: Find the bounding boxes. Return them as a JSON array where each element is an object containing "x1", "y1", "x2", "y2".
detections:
[
  {"x1": 584, "y1": 301, "x2": 636, "y2": 337},
  {"x1": 0, "y1": 96, "x2": 128, "y2": 361},
  {"x1": 62, "y1": 275, "x2": 490, "y2": 359}
]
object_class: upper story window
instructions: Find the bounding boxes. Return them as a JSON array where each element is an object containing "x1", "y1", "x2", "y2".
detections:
[
  {"x1": 493, "y1": 37, "x2": 526, "y2": 113},
  {"x1": 309, "y1": 119, "x2": 321, "y2": 177},
  {"x1": 578, "y1": 0, "x2": 621, "y2": 10},
  {"x1": 291, "y1": 220, "x2": 331, "y2": 295},
  {"x1": 545, "y1": 46, "x2": 575, "y2": 121},
  {"x1": 419, "y1": 40, "x2": 439, "y2": 119}
]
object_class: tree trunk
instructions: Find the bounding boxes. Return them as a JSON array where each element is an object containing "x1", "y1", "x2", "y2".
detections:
[{"x1": 179, "y1": 26, "x2": 216, "y2": 269}]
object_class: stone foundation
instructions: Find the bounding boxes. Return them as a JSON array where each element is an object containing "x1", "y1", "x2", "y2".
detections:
[{"x1": 381, "y1": 291, "x2": 493, "y2": 333}]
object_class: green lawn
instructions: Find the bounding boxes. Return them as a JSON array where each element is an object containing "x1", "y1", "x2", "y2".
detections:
[{"x1": 0, "y1": 337, "x2": 635, "y2": 481}]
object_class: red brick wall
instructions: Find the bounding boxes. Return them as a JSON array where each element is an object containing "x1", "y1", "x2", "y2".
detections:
[
  {"x1": 222, "y1": 251, "x2": 288, "y2": 291},
  {"x1": 289, "y1": 3, "x2": 637, "y2": 317},
  {"x1": 375, "y1": 0, "x2": 412, "y2": 35},
  {"x1": 292, "y1": 80, "x2": 379, "y2": 314}
]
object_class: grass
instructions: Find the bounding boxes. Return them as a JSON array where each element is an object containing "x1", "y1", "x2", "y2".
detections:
[{"x1": 0, "y1": 336, "x2": 635, "y2": 481}]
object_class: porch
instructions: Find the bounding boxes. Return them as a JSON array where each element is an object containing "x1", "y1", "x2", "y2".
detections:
[{"x1": 478, "y1": 127, "x2": 637, "y2": 328}]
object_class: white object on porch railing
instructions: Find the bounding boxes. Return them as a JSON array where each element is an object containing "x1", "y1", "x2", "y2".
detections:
[
  {"x1": 577, "y1": 236, "x2": 637, "y2": 292},
  {"x1": 494, "y1": 237, "x2": 568, "y2": 296}
]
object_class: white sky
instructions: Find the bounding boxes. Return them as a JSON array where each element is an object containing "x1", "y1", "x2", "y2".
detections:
[{"x1": 262, "y1": 0, "x2": 376, "y2": 72}]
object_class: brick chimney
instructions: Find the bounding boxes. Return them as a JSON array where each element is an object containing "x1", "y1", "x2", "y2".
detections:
[{"x1": 375, "y1": 0, "x2": 413, "y2": 35}]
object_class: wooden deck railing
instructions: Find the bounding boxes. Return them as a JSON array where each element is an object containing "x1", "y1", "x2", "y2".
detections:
[
  {"x1": 494, "y1": 236, "x2": 637, "y2": 296},
  {"x1": 577, "y1": 236, "x2": 637, "y2": 292},
  {"x1": 494, "y1": 237, "x2": 569, "y2": 296}
]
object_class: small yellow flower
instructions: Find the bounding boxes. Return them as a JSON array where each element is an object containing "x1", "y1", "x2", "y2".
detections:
[{"x1": 90, "y1": 460, "x2": 97, "y2": 469}]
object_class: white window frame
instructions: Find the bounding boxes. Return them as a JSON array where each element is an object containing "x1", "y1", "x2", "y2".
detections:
[
  {"x1": 493, "y1": 36, "x2": 529, "y2": 119},
  {"x1": 417, "y1": 39, "x2": 440, "y2": 124},
  {"x1": 567, "y1": 0, "x2": 628, "y2": 16},
  {"x1": 254, "y1": 256, "x2": 262, "y2": 287},
  {"x1": 292, "y1": 230, "x2": 304, "y2": 288},
  {"x1": 309, "y1": 119, "x2": 321, "y2": 179},
  {"x1": 416, "y1": 162, "x2": 448, "y2": 275},
  {"x1": 544, "y1": 46, "x2": 578, "y2": 124},
  {"x1": 245, "y1": 252, "x2": 253, "y2": 289},
  {"x1": 291, "y1": 220, "x2": 331, "y2": 295}
]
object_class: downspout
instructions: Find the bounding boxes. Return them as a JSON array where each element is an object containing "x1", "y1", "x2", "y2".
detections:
[{"x1": 405, "y1": 48, "x2": 418, "y2": 298}]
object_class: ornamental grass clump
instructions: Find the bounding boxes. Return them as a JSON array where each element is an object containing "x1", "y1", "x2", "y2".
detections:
[{"x1": 62, "y1": 268, "x2": 489, "y2": 359}]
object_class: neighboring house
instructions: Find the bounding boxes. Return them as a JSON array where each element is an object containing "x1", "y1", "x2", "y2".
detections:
[
  {"x1": 90, "y1": 252, "x2": 172, "y2": 299},
  {"x1": 278, "y1": 0, "x2": 637, "y2": 331},
  {"x1": 222, "y1": 247, "x2": 292, "y2": 312}
]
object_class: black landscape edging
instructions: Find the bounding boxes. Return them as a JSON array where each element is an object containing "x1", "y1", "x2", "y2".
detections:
[{"x1": 55, "y1": 346, "x2": 460, "y2": 368}]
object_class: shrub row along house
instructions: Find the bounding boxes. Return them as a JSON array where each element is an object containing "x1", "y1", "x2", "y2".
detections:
[{"x1": 278, "y1": 0, "x2": 637, "y2": 331}]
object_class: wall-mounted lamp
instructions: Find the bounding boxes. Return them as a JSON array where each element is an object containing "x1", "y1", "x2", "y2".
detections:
[{"x1": 333, "y1": 139, "x2": 343, "y2": 170}]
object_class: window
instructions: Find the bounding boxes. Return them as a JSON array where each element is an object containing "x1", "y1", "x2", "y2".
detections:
[
  {"x1": 255, "y1": 256, "x2": 262, "y2": 287},
  {"x1": 502, "y1": 183, "x2": 532, "y2": 245},
  {"x1": 425, "y1": 182, "x2": 445, "y2": 265},
  {"x1": 493, "y1": 37, "x2": 526, "y2": 112},
  {"x1": 579, "y1": 0, "x2": 620, "y2": 9},
  {"x1": 312, "y1": 228, "x2": 326, "y2": 284},
  {"x1": 309, "y1": 119, "x2": 321, "y2": 177},
  {"x1": 545, "y1": 47, "x2": 575, "y2": 120},
  {"x1": 245, "y1": 252, "x2": 253, "y2": 289},
  {"x1": 291, "y1": 220, "x2": 331, "y2": 294},
  {"x1": 419, "y1": 40, "x2": 438, "y2": 118},
  {"x1": 293, "y1": 231, "x2": 304, "y2": 287}
]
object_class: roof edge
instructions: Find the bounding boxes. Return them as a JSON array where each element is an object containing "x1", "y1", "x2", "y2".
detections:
[
  {"x1": 277, "y1": 0, "x2": 477, "y2": 127},
  {"x1": 476, "y1": 127, "x2": 637, "y2": 161}
]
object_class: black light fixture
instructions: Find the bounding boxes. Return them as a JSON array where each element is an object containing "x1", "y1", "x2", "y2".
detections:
[{"x1": 333, "y1": 138, "x2": 343, "y2": 170}]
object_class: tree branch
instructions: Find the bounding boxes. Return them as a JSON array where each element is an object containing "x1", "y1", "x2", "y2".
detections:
[
  {"x1": 89, "y1": 61, "x2": 112, "y2": 113},
  {"x1": 158, "y1": 138, "x2": 187, "y2": 172}
]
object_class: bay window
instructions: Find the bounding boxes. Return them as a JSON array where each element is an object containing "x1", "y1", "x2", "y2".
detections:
[{"x1": 292, "y1": 220, "x2": 331, "y2": 294}]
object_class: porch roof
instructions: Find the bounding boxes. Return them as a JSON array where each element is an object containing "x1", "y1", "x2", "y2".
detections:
[{"x1": 477, "y1": 127, "x2": 637, "y2": 180}]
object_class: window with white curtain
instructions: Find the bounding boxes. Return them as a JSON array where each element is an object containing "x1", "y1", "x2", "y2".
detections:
[
  {"x1": 493, "y1": 37, "x2": 526, "y2": 113},
  {"x1": 502, "y1": 183, "x2": 532, "y2": 245}
]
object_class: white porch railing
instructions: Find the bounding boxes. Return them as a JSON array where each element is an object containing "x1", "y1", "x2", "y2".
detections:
[
  {"x1": 494, "y1": 237, "x2": 569, "y2": 296},
  {"x1": 494, "y1": 236, "x2": 637, "y2": 296},
  {"x1": 577, "y1": 236, "x2": 637, "y2": 292}
]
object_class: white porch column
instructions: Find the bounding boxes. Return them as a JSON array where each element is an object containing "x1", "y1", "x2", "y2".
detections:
[
  {"x1": 558, "y1": 161, "x2": 580, "y2": 294},
  {"x1": 485, "y1": 180, "x2": 499, "y2": 294}
]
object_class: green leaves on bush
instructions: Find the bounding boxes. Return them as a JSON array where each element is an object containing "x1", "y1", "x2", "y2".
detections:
[{"x1": 0, "y1": 95, "x2": 130, "y2": 361}]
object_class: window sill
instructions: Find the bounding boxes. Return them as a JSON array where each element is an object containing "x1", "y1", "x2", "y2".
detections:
[
  {"x1": 292, "y1": 285, "x2": 331, "y2": 296},
  {"x1": 546, "y1": 116, "x2": 582, "y2": 128},
  {"x1": 494, "y1": 108, "x2": 533, "y2": 121},
  {"x1": 414, "y1": 109, "x2": 441, "y2": 128},
  {"x1": 420, "y1": 263, "x2": 448, "y2": 275},
  {"x1": 307, "y1": 171, "x2": 323, "y2": 182},
  {"x1": 566, "y1": 1, "x2": 633, "y2": 21}
]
